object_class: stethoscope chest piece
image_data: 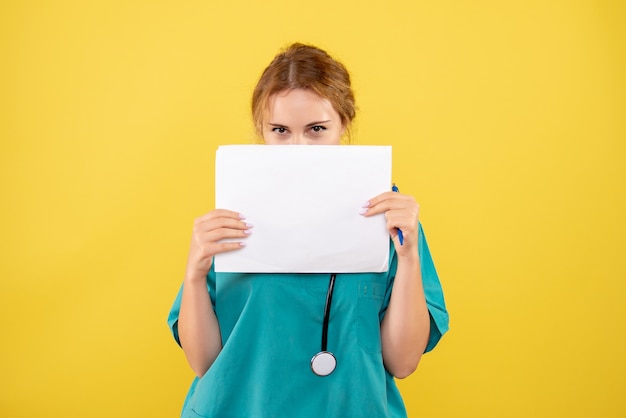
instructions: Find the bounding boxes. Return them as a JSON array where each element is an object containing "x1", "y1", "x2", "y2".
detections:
[{"x1": 311, "y1": 351, "x2": 336, "y2": 377}]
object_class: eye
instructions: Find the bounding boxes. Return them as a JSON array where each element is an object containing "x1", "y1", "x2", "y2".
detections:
[
  {"x1": 272, "y1": 127, "x2": 288, "y2": 134},
  {"x1": 310, "y1": 125, "x2": 327, "y2": 133}
]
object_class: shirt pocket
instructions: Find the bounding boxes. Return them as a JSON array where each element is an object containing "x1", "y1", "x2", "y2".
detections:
[{"x1": 357, "y1": 280, "x2": 386, "y2": 354}]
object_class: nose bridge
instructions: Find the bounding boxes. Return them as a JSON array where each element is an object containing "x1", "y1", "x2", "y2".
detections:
[{"x1": 291, "y1": 132, "x2": 307, "y2": 145}]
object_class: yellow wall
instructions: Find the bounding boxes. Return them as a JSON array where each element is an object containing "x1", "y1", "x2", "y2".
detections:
[{"x1": 1, "y1": 1, "x2": 624, "y2": 416}]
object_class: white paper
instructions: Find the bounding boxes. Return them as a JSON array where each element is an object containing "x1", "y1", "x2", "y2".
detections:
[{"x1": 214, "y1": 145, "x2": 391, "y2": 273}]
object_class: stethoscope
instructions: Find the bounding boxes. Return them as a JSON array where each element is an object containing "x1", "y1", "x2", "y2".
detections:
[{"x1": 310, "y1": 273, "x2": 337, "y2": 377}]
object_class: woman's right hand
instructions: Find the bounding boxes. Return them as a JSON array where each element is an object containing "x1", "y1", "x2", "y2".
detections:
[{"x1": 185, "y1": 209, "x2": 251, "y2": 283}]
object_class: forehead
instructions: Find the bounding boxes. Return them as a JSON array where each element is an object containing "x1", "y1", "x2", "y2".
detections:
[{"x1": 265, "y1": 89, "x2": 339, "y2": 123}]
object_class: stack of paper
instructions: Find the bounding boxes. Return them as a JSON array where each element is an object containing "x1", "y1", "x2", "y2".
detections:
[{"x1": 214, "y1": 145, "x2": 392, "y2": 273}]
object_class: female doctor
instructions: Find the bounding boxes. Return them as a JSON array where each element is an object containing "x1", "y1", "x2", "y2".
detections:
[{"x1": 168, "y1": 43, "x2": 448, "y2": 418}]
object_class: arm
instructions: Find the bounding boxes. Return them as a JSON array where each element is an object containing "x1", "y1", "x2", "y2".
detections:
[
  {"x1": 362, "y1": 192, "x2": 430, "y2": 378},
  {"x1": 177, "y1": 210, "x2": 251, "y2": 377}
]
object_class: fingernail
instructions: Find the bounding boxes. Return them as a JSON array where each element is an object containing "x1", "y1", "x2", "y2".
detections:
[
  {"x1": 244, "y1": 229, "x2": 252, "y2": 235},
  {"x1": 359, "y1": 208, "x2": 368, "y2": 215},
  {"x1": 238, "y1": 213, "x2": 246, "y2": 219},
  {"x1": 362, "y1": 201, "x2": 370, "y2": 208},
  {"x1": 245, "y1": 222, "x2": 254, "y2": 228},
  {"x1": 239, "y1": 242, "x2": 246, "y2": 247}
]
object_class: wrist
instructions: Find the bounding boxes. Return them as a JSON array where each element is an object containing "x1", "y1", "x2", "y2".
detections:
[
  {"x1": 184, "y1": 257, "x2": 213, "y2": 284},
  {"x1": 396, "y1": 249, "x2": 419, "y2": 265},
  {"x1": 184, "y1": 271, "x2": 210, "y2": 285}
]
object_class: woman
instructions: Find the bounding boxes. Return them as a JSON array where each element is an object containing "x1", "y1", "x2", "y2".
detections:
[{"x1": 168, "y1": 43, "x2": 449, "y2": 417}]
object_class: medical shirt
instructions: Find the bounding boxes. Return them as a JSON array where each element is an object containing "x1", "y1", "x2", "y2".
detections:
[{"x1": 168, "y1": 224, "x2": 449, "y2": 418}]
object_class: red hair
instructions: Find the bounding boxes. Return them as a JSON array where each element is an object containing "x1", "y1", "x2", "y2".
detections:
[{"x1": 252, "y1": 43, "x2": 356, "y2": 140}]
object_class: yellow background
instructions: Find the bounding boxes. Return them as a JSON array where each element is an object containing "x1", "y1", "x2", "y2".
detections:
[{"x1": 1, "y1": 0, "x2": 625, "y2": 416}]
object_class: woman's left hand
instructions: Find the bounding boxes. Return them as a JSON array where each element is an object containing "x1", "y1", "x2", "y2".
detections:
[
  {"x1": 364, "y1": 191, "x2": 428, "y2": 378},
  {"x1": 361, "y1": 191, "x2": 420, "y2": 257}
]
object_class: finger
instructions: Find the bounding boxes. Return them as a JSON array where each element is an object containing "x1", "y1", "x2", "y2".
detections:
[
  {"x1": 202, "y1": 226, "x2": 252, "y2": 243},
  {"x1": 385, "y1": 213, "x2": 416, "y2": 236},
  {"x1": 211, "y1": 241, "x2": 247, "y2": 254},
  {"x1": 196, "y1": 209, "x2": 246, "y2": 223},
  {"x1": 362, "y1": 198, "x2": 416, "y2": 217},
  {"x1": 196, "y1": 217, "x2": 253, "y2": 234},
  {"x1": 364, "y1": 191, "x2": 397, "y2": 208},
  {"x1": 189, "y1": 229, "x2": 249, "y2": 264},
  {"x1": 187, "y1": 241, "x2": 245, "y2": 274},
  {"x1": 363, "y1": 192, "x2": 415, "y2": 214}
]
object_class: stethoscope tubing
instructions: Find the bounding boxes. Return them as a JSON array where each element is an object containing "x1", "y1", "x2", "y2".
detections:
[
  {"x1": 310, "y1": 273, "x2": 337, "y2": 377},
  {"x1": 321, "y1": 273, "x2": 336, "y2": 352}
]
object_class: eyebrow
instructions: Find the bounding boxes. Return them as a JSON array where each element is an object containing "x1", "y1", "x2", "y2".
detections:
[{"x1": 267, "y1": 120, "x2": 332, "y2": 127}]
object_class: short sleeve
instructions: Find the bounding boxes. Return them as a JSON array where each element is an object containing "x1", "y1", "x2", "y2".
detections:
[
  {"x1": 418, "y1": 223, "x2": 449, "y2": 352},
  {"x1": 167, "y1": 264, "x2": 217, "y2": 347}
]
